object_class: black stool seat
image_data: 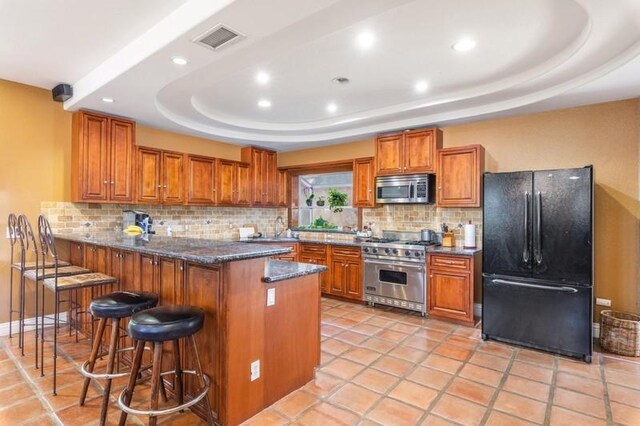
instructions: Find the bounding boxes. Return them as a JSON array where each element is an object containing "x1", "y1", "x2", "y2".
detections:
[
  {"x1": 128, "y1": 305, "x2": 204, "y2": 342},
  {"x1": 90, "y1": 291, "x2": 158, "y2": 319}
]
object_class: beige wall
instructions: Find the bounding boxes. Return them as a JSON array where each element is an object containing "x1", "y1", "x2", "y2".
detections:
[{"x1": 280, "y1": 100, "x2": 640, "y2": 316}]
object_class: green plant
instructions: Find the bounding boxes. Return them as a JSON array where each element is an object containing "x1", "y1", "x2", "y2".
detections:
[{"x1": 328, "y1": 188, "x2": 348, "y2": 213}]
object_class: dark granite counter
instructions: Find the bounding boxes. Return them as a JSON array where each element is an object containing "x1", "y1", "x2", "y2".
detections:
[
  {"x1": 55, "y1": 233, "x2": 291, "y2": 264},
  {"x1": 263, "y1": 260, "x2": 328, "y2": 283},
  {"x1": 426, "y1": 246, "x2": 482, "y2": 256},
  {"x1": 241, "y1": 237, "x2": 363, "y2": 247}
]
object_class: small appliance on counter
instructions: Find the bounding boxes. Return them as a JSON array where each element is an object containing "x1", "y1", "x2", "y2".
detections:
[
  {"x1": 122, "y1": 210, "x2": 154, "y2": 234},
  {"x1": 440, "y1": 223, "x2": 455, "y2": 247}
]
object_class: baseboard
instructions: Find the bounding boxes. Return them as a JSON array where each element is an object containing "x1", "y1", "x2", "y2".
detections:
[
  {"x1": 593, "y1": 322, "x2": 600, "y2": 339},
  {"x1": 474, "y1": 303, "x2": 482, "y2": 318},
  {"x1": 0, "y1": 312, "x2": 68, "y2": 337}
]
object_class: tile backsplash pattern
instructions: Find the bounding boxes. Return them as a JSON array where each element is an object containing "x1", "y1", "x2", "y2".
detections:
[{"x1": 41, "y1": 202, "x2": 288, "y2": 239}]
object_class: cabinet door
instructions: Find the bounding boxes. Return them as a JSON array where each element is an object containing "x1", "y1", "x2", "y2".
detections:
[
  {"x1": 428, "y1": 268, "x2": 473, "y2": 324},
  {"x1": 109, "y1": 118, "x2": 135, "y2": 202},
  {"x1": 138, "y1": 254, "x2": 157, "y2": 294},
  {"x1": 375, "y1": 134, "x2": 403, "y2": 176},
  {"x1": 156, "y1": 257, "x2": 184, "y2": 391},
  {"x1": 137, "y1": 148, "x2": 162, "y2": 203},
  {"x1": 215, "y1": 160, "x2": 236, "y2": 206},
  {"x1": 404, "y1": 129, "x2": 438, "y2": 174},
  {"x1": 343, "y1": 260, "x2": 362, "y2": 300},
  {"x1": 79, "y1": 112, "x2": 110, "y2": 201},
  {"x1": 276, "y1": 169, "x2": 289, "y2": 207},
  {"x1": 235, "y1": 162, "x2": 252, "y2": 206},
  {"x1": 69, "y1": 242, "x2": 84, "y2": 266},
  {"x1": 251, "y1": 150, "x2": 264, "y2": 206},
  {"x1": 264, "y1": 151, "x2": 277, "y2": 206},
  {"x1": 162, "y1": 152, "x2": 185, "y2": 204},
  {"x1": 300, "y1": 255, "x2": 328, "y2": 293},
  {"x1": 330, "y1": 258, "x2": 345, "y2": 295},
  {"x1": 187, "y1": 155, "x2": 216, "y2": 205},
  {"x1": 437, "y1": 145, "x2": 484, "y2": 207},
  {"x1": 353, "y1": 158, "x2": 375, "y2": 207}
]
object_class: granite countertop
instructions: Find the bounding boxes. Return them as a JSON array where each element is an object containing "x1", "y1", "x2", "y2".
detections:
[
  {"x1": 241, "y1": 237, "x2": 363, "y2": 247},
  {"x1": 55, "y1": 233, "x2": 291, "y2": 264},
  {"x1": 263, "y1": 259, "x2": 328, "y2": 283},
  {"x1": 426, "y1": 246, "x2": 482, "y2": 256}
]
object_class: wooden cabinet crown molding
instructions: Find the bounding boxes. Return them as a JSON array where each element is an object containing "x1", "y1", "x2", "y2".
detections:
[{"x1": 375, "y1": 127, "x2": 442, "y2": 176}]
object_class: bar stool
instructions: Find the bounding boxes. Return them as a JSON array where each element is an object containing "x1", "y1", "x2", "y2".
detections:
[
  {"x1": 79, "y1": 291, "x2": 158, "y2": 426},
  {"x1": 118, "y1": 305, "x2": 214, "y2": 426}
]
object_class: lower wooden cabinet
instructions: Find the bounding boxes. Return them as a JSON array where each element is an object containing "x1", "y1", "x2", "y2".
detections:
[
  {"x1": 270, "y1": 243, "x2": 299, "y2": 262},
  {"x1": 427, "y1": 253, "x2": 480, "y2": 326},
  {"x1": 300, "y1": 243, "x2": 329, "y2": 292},
  {"x1": 326, "y1": 246, "x2": 363, "y2": 301}
]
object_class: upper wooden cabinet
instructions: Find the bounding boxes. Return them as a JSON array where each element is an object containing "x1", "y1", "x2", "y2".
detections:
[
  {"x1": 186, "y1": 155, "x2": 216, "y2": 205},
  {"x1": 215, "y1": 159, "x2": 251, "y2": 207},
  {"x1": 375, "y1": 128, "x2": 442, "y2": 176},
  {"x1": 276, "y1": 169, "x2": 289, "y2": 207},
  {"x1": 437, "y1": 144, "x2": 484, "y2": 208},
  {"x1": 353, "y1": 157, "x2": 375, "y2": 207},
  {"x1": 72, "y1": 110, "x2": 135, "y2": 203},
  {"x1": 241, "y1": 147, "x2": 278, "y2": 207},
  {"x1": 136, "y1": 147, "x2": 185, "y2": 205}
]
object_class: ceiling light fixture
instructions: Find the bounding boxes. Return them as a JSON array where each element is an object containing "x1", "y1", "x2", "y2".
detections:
[
  {"x1": 256, "y1": 71, "x2": 270, "y2": 85},
  {"x1": 171, "y1": 56, "x2": 189, "y2": 65},
  {"x1": 356, "y1": 31, "x2": 375, "y2": 49},
  {"x1": 414, "y1": 80, "x2": 429, "y2": 93},
  {"x1": 326, "y1": 103, "x2": 337, "y2": 113},
  {"x1": 332, "y1": 77, "x2": 350, "y2": 85},
  {"x1": 452, "y1": 37, "x2": 477, "y2": 52},
  {"x1": 258, "y1": 99, "x2": 272, "y2": 108},
  {"x1": 102, "y1": 97, "x2": 114, "y2": 103}
]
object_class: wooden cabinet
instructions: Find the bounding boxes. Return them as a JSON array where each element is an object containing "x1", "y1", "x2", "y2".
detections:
[
  {"x1": 272, "y1": 243, "x2": 298, "y2": 262},
  {"x1": 300, "y1": 244, "x2": 328, "y2": 293},
  {"x1": 136, "y1": 147, "x2": 185, "y2": 204},
  {"x1": 437, "y1": 144, "x2": 484, "y2": 207},
  {"x1": 186, "y1": 155, "x2": 216, "y2": 205},
  {"x1": 428, "y1": 253, "x2": 480, "y2": 326},
  {"x1": 375, "y1": 128, "x2": 442, "y2": 176},
  {"x1": 216, "y1": 160, "x2": 251, "y2": 206},
  {"x1": 276, "y1": 169, "x2": 289, "y2": 207},
  {"x1": 328, "y1": 246, "x2": 362, "y2": 301},
  {"x1": 72, "y1": 110, "x2": 135, "y2": 203},
  {"x1": 353, "y1": 157, "x2": 375, "y2": 207},
  {"x1": 241, "y1": 147, "x2": 278, "y2": 207}
]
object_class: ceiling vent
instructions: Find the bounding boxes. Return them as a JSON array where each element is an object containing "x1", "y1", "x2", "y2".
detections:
[{"x1": 193, "y1": 24, "x2": 245, "y2": 51}]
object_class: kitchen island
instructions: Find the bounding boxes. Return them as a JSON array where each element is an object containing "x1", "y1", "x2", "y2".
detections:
[{"x1": 54, "y1": 233, "x2": 326, "y2": 426}]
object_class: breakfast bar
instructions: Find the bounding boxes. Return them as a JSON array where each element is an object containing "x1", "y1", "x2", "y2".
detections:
[{"x1": 53, "y1": 233, "x2": 326, "y2": 426}]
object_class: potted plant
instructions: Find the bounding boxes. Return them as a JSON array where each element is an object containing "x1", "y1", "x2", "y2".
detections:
[
  {"x1": 304, "y1": 185, "x2": 314, "y2": 207},
  {"x1": 316, "y1": 196, "x2": 326, "y2": 207},
  {"x1": 328, "y1": 188, "x2": 348, "y2": 213}
]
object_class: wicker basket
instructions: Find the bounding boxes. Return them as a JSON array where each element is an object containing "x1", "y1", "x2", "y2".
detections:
[{"x1": 600, "y1": 310, "x2": 640, "y2": 357}]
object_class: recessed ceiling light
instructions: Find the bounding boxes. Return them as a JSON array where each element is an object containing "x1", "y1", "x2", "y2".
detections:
[
  {"x1": 332, "y1": 77, "x2": 350, "y2": 85},
  {"x1": 258, "y1": 99, "x2": 272, "y2": 108},
  {"x1": 414, "y1": 80, "x2": 429, "y2": 93},
  {"x1": 452, "y1": 38, "x2": 477, "y2": 52},
  {"x1": 256, "y1": 71, "x2": 270, "y2": 85},
  {"x1": 356, "y1": 31, "x2": 375, "y2": 49},
  {"x1": 102, "y1": 97, "x2": 114, "y2": 103},
  {"x1": 171, "y1": 56, "x2": 189, "y2": 65},
  {"x1": 326, "y1": 103, "x2": 337, "y2": 113}
]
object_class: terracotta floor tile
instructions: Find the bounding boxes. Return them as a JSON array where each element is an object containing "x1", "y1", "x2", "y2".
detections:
[
  {"x1": 458, "y1": 363, "x2": 504, "y2": 387},
  {"x1": 485, "y1": 410, "x2": 536, "y2": 425},
  {"x1": 452, "y1": 327, "x2": 482, "y2": 339},
  {"x1": 421, "y1": 354, "x2": 463, "y2": 374},
  {"x1": 424, "y1": 321, "x2": 457, "y2": 333},
  {"x1": 606, "y1": 369, "x2": 640, "y2": 390},
  {"x1": 341, "y1": 347, "x2": 383, "y2": 366},
  {"x1": 412, "y1": 328, "x2": 448, "y2": 342},
  {"x1": 608, "y1": 383, "x2": 640, "y2": 407},
  {"x1": 350, "y1": 323, "x2": 383, "y2": 337},
  {"x1": 0, "y1": 381, "x2": 37, "y2": 406},
  {"x1": 334, "y1": 330, "x2": 369, "y2": 345},
  {"x1": 557, "y1": 358, "x2": 601, "y2": 379},
  {"x1": 555, "y1": 371, "x2": 604, "y2": 398},
  {"x1": 352, "y1": 368, "x2": 399, "y2": 394},
  {"x1": 433, "y1": 343, "x2": 472, "y2": 361},
  {"x1": 388, "y1": 344, "x2": 429, "y2": 363},
  {"x1": 0, "y1": 370, "x2": 29, "y2": 390},
  {"x1": 42, "y1": 379, "x2": 102, "y2": 411},
  {"x1": 388, "y1": 322, "x2": 420, "y2": 335},
  {"x1": 365, "y1": 317, "x2": 396, "y2": 328},
  {"x1": 0, "y1": 397, "x2": 47, "y2": 424},
  {"x1": 432, "y1": 394, "x2": 486, "y2": 426},
  {"x1": 406, "y1": 366, "x2": 453, "y2": 390},
  {"x1": 343, "y1": 312, "x2": 373, "y2": 323},
  {"x1": 515, "y1": 349, "x2": 555, "y2": 368},
  {"x1": 22, "y1": 414, "x2": 60, "y2": 426},
  {"x1": 332, "y1": 317, "x2": 359, "y2": 329},
  {"x1": 477, "y1": 341, "x2": 515, "y2": 358},
  {"x1": 388, "y1": 380, "x2": 438, "y2": 409},
  {"x1": 321, "y1": 358, "x2": 366, "y2": 380},
  {"x1": 403, "y1": 335, "x2": 439, "y2": 352},
  {"x1": 359, "y1": 337, "x2": 396, "y2": 354},
  {"x1": 493, "y1": 391, "x2": 546, "y2": 424},
  {"x1": 272, "y1": 390, "x2": 319, "y2": 419},
  {"x1": 509, "y1": 361, "x2": 553, "y2": 384},
  {"x1": 553, "y1": 387, "x2": 606, "y2": 419},
  {"x1": 468, "y1": 351, "x2": 510, "y2": 372},
  {"x1": 611, "y1": 401, "x2": 640, "y2": 425},
  {"x1": 366, "y1": 397, "x2": 424, "y2": 426},
  {"x1": 327, "y1": 383, "x2": 381, "y2": 415},
  {"x1": 419, "y1": 414, "x2": 459, "y2": 425},
  {"x1": 297, "y1": 402, "x2": 359, "y2": 426},
  {"x1": 322, "y1": 338, "x2": 353, "y2": 356},
  {"x1": 550, "y1": 406, "x2": 608, "y2": 426},
  {"x1": 601, "y1": 357, "x2": 640, "y2": 375},
  {"x1": 371, "y1": 355, "x2": 414, "y2": 377},
  {"x1": 502, "y1": 374, "x2": 550, "y2": 402},
  {"x1": 321, "y1": 325, "x2": 344, "y2": 337},
  {"x1": 446, "y1": 377, "x2": 496, "y2": 405},
  {"x1": 376, "y1": 329, "x2": 409, "y2": 343},
  {"x1": 444, "y1": 335, "x2": 479, "y2": 350},
  {"x1": 304, "y1": 371, "x2": 344, "y2": 398}
]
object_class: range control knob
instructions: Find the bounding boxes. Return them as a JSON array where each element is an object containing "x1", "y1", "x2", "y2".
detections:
[
  {"x1": 372, "y1": 248, "x2": 378, "y2": 254},
  {"x1": 405, "y1": 250, "x2": 411, "y2": 256},
  {"x1": 392, "y1": 249, "x2": 399, "y2": 255},
  {"x1": 415, "y1": 252, "x2": 422, "y2": 257},
  {"x1": 384, "y1": 248, "x2": 391, "y2": 254},
  {"x1": 363, "y1": 247, "x2": 370, "y2": 253}
]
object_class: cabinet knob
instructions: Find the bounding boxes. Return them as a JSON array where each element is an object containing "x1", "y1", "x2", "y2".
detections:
[
  {"x1": 103, "y1": 180, "x2": 108, "y2": 184},
  {"x1": 438, "y1": 187, "x2": 442, "y2": 190},
  {"x1": 111, "y1": 181, "x2": 115, "y2": 184},
  {"x1": 179, "y1": 266, "x2": 184, "y2": 271},
  {"x1": 429, "y1": 275, "x2": 433, "y2": 278},
  {"x1": 164, "y1": 185, "x2": 167, "y2": 188},
  {"x1": 157, "y1": 185, "x2": 162, "y2": 188},
  {"x1": 149, "y1": 259, "x2": 153, "y2": 264}
]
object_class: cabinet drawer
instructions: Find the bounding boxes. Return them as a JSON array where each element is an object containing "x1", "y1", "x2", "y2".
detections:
[
  {"x1": 429, "y1": 254, "x2": 470, "y2": 271},
  {"x1": 300, "y1": 243, "x2": 327, "y2": 256},
  {"x1": 330, "y1": 245, "x2": 361, "y2": 259}
]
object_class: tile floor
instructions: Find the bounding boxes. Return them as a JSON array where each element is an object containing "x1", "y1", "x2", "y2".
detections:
[{"x1": 1, "y1": 298, "x2": 639, "y2": 425}]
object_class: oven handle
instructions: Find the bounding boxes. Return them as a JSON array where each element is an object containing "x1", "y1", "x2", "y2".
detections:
[
  {"x1": 493, "y1": 279, "x2": 578, "y2": 293},
  {"x1": 364, "y1": 258, "x2": 425, "y2": 270}
]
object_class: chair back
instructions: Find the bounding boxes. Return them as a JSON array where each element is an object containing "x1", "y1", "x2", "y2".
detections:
[
  {"x1": 37, "y1": 215, "x2": 58, "y2": 262},
  {"x1": 8, "y1": 213, "x2": 18, "y2": 247},
  {"x1": 17, "y1": 214, "x2": 39, "y2": 260}
]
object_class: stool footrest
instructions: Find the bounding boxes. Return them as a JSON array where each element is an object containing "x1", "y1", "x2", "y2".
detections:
[{"x1": 80, "y1": 345, "x2": 151, "y2": 380}]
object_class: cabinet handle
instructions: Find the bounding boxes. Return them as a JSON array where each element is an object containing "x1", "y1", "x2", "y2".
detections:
[
  {"x1": 157, "y1": 185, "x2": 162, "y2": 188},
  {"x1": 438, "y1": 187, "x2": 442, "y2": 190},
  {"x1": 429, "y1": 275, "x2": 433, "y2": 278},
  {"x1": 111, "y1": 181, "x2": 115, "y2": 185},
  {"x1": 164, "y1": 185, "x2": 168, "y2": 188},
  {"x1": 103, "y1": 180, "x2": 108, "y2": 184},
  {"x1": 149, "y1": 259, "x2": 153, "y2": 264},
  {"x1": 179, "y1": 266, "x2": 184, "y2": 271}
]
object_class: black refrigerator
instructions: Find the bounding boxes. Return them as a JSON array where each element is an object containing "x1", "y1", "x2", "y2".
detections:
[{"x1": 482, "y1": 166, "x2": 593, "y2": 362}]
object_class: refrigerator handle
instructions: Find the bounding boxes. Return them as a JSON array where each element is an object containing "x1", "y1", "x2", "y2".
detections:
[
  {"x1": 493, "y1": 279, "x2": 578, "y2": 293},
  {"x1": 535, "y1": 191, "x2": 542, "y2": 265},
  {"x1": 523, "y1": 192, "x2": 530, "y2": 264}
]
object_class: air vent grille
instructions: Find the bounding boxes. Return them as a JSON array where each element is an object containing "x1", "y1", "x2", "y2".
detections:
[{"x1": 194, "y1": 24, "x2": 244, "y2": 50}]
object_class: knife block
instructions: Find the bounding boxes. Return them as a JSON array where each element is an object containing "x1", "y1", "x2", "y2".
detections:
[{"x1": 442, "y1": 232, "x2": 455, "y2": 247}]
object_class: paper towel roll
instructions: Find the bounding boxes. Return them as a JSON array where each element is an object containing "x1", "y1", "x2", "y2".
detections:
[{"x1": 464, "y1": 223, "x2": 476, "y2": 248}]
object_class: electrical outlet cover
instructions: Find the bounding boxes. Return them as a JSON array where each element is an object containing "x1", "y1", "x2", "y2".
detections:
[{"x1": 267, "y1": 288, "x2": 276, "y2": 306}]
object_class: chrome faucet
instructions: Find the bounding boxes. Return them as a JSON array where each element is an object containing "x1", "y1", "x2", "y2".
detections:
[{"x1": 275, "y1": 216, "x2": 285, "y2": 239}]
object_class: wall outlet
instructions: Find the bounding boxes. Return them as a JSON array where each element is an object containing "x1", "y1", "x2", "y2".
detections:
[
  {"x1": 596, "y1": 298, "x2": 612, "y2": 307},
  {"x1": 250, "y1": 360, "x2": 260, "y2": 381},
  {"x1": 267, "y1": 288, "x2": 276, "y2": 306}
]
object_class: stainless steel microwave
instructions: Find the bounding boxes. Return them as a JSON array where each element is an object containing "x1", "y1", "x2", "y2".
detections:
[{"x1": 375, "y1": 174, "x2": 435, "y2": 204}]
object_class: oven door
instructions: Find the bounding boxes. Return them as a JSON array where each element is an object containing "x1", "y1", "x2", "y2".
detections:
[{"x1": 364, "y1": 259, "x2": 425, "y2": 304}]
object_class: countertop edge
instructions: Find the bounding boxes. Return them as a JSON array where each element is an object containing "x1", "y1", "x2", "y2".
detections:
[{"x1": 263, "y1": 260, "x2": 328, "y2": 283}]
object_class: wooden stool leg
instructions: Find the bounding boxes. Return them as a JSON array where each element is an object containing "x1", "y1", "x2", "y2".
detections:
[
  {"x1": 80, "y1": 317, "x2": 107, "y2": 405},
  {"x1": 99, "y1": 318, "x2": 119, "y2": 426},
  {"x1": 173, "y1": 340, "x2": 183, "y2": 406},
  {"x1": 189, "y1": 335, "x2": 215, "y2": 425},
  {"x1": 149, "y1": 342, "x2": 163, "y2": 426},
  {"x1": 119, "y1": 340, "x2": 145, "y2": 426}
]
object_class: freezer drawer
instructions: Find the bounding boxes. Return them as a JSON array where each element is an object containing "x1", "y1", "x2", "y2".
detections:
[{"x1": 482, "y1": 275, "x2": 592, "y2": 362}]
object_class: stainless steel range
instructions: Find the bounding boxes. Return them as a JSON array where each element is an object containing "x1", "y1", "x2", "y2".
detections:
[{"x1": 362, "y1": 230, "x2": 439, "y2": 315}]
